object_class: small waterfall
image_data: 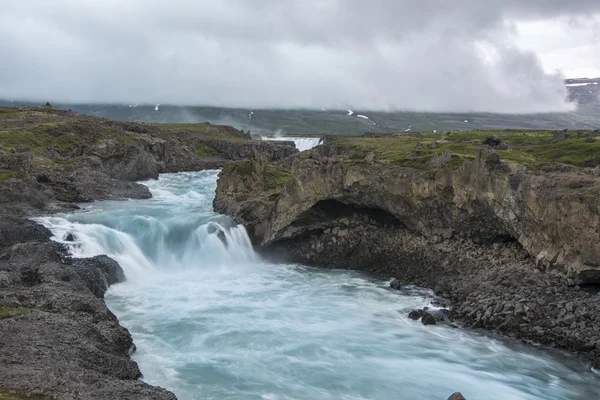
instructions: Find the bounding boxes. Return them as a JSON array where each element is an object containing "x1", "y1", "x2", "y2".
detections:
[
  {"x1": 261, "y1": 136, "x2": 323, "y2": 151},
  {"x1": 34, "y1": 171, "x2": 258, "y2": 280}
]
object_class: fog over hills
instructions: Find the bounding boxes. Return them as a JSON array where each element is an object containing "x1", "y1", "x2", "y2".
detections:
[{"x1": 2, "y1": 80, "x2": 599, "y2": 135}]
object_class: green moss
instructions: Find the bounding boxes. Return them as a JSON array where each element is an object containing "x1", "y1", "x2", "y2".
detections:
[
  {"x1": 194, "y1": 142, "x2": 221, "y2": 156},
  {"x1": 154, "y1": 122, "x2": 220, "y2": 133},
  {"x1": 332, "y1": 130, "x2": 600, "y2": 170},
  {"x1": 0, "y1": 124, "x2": 79, "y2": 155},
  {"x1": 224, "y1": 161, "x2": 253, "y2": 175},
  {"x1": 0, "y1": 390, "x2": 53, "y2": 400},
  {"x1": 523, "y1": 138, "x2": 600, "y2": 167},
  {"x1": 0, "y1": 107, "x2": 23, "y2": 119},
  {"x1": 235, "y1": 162, "x2": 252, "y2": 175},
  {"x1": 0, "y1": 306, "x2": 30, "y2": 318},
  {"x1": 0, "y1": 169, "x2": 20, "y2": 182},
  {"x1": 264, "y1": 165, "x2": 292, "y2": 189},
  {"x1": 207, "y1": 136, "x2": 253, "y2": 144}
]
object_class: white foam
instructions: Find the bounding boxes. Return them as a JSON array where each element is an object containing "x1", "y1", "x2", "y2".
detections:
[
  {"x1": 566, "y1": 83, "x2": 593, "y2": 87},
  {"x1": 155, "y1": 104, "x2": 160, "y2": 111},
  {"x1": 347, "y1": 110, "x2": 354, "y2": 116},
  {"x1": 261, "y1": 136, "x2": 322, "y2": 152}
]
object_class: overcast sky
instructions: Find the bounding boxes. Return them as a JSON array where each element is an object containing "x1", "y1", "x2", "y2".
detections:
[{"x1": 1, "y1": 0, "x2": 599, "y2": 112}]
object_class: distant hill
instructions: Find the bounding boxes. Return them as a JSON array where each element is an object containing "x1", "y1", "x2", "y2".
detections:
[{"x1": 1, "y1": 80, "x2": 599, "y2": 135}]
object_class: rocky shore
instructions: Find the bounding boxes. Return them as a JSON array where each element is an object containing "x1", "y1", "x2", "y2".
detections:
[
  {"x1": 214, "y1": 131, "x2": 600, "y2": 367},
  {"x1": 0, "y1": 105, "x2": 297, "y2": 399}
]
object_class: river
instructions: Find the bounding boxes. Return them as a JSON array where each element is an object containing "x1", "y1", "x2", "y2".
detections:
[{"x1": 36, "y1": 170, "x2": 600, "y2": 400}]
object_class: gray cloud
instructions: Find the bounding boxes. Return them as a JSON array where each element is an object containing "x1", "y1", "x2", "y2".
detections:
[{"x1": 1, "y1": 0, "x2": 599, "y2": 112}]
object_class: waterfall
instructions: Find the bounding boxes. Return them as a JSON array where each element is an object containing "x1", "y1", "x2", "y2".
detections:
[
  {"x1": 34, "y1": 171, "x2": 258, "y2": 280},
  {"x1": 261, "y1": 136, "x2": 323, "y2": 151}
]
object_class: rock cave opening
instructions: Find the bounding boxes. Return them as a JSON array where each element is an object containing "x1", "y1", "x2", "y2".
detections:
[{"x1": 290, "y1": 199, "x2": 405, "y2": 230}]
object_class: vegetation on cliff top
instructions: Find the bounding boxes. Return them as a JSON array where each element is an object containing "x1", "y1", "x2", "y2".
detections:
[
  {"x1": 223, "y1": 161, "x2": 292, "y2": 189},
  {"x1": 0, "y1": 169, "x2": 21, "y2": 183},
  {"x1": 331, "y1": 129, "x2": 600, "y2": 170},
  {"x1": 0, "y1": 105, "x2": 252, "y2": 180}
]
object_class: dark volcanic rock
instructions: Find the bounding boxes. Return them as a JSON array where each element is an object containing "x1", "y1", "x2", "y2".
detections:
[
  {"x1": 448, "y1": 393, "x2": 467, "y2": 400},
  {"x1": 0, "y1": 217, "x2": 51, "y2": 248},
  {"x1": 482, "y1": 135, "x2": 502, "y2": 147},
  {"x1": 390, "y1": 278, "x2": 402, "y2": 290},
  {"x1": 72, "y1": 256, "x2": 126, "y2": 298},
  {"x1": 0, "y1": 241, "x2": 176, "y2": 399},
  {"x1": 408, "y1": 309, "x2": 425, "y2": 320},
  {"x1": 421, "y1": 312, "x2": 437, "y2": 326}
]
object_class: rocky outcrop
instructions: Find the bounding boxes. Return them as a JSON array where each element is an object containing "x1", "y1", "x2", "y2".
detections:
[
  {"x1": 0, "y1": 106, "x2": 296, "y2": 211},
  {"x1": 214, "y1": 143, "x2": 600, "y2": 366},
  {"x1": 215, "y1": 145, "x2": 600, "y2": 279},
  {"x1": 0, "y1": 233, "x2": 176, "y2": 399},
  {"x1": 200, "y1": 139, "x2": 298, "y2": 161}
]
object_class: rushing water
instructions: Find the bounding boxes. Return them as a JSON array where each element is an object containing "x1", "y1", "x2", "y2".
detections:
[
  {"x1": 36, "y1": 171, "x2": 600, "y2": 400},
  {"x1": 261, "y1": 136, "x2": 322, "y2": 152}
]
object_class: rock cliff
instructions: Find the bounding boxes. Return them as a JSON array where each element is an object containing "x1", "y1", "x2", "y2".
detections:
[{"x1": 215, "y1": 144, "x2": 600, "y2": 279}]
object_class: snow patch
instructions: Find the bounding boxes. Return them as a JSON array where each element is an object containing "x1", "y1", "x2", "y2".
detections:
[
  {"x1": 155, "y1": 104, "x2": 160, "y2": 111},
  {"x1": 347, "y1": 110, "x2": 354, "y2": 116},
  {"x1": 356, "y1": 115, "x2": 369, "y2": 120}
]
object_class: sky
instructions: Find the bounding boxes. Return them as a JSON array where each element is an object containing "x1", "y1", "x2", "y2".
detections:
[{"x1": 1, "y1": 0, "x2": 599, "y2": 113}]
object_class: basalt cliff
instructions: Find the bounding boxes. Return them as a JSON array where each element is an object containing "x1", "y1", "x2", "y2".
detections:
[{"x1": 214, "y1": 131, "x2": 600, "y2": 366}]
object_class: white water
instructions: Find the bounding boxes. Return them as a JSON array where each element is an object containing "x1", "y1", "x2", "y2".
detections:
[
  {"x1": 261, "y1": 136, "x2": 322, "y2": 152},
  {"x1": 36, "y1": 171, "x2": 600, "y2": 400}
]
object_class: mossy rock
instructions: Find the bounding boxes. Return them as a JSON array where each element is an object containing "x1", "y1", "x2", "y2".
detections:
[
  {"x1": 194, "y1": 142, "x2": 221, "y2": 156},
  {"x1": 0, "y1": 169, "x2": 21, "y2": 183},
  {"x1": 264, "y1": 165, "x2": 292, "y2": 189}
]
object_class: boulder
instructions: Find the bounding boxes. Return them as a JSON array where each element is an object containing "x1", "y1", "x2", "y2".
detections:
[
  {"x1": 448, "y1": 393, "x2": 467, "y2": 400},
  {"x1": 428, "y1": 149, "x2": 453, "y2": 170},
  {"x1": 408, "y1": 309, "x2": 425, "y2": 320},
  {"x1": 482, "y1": 136, "x2": 501, "y2": 147},
  {"x1": 421, "y1": 312, "x2": 437, "y2": 326}
]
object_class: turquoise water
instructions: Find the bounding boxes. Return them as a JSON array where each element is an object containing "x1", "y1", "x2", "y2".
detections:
[{"x1": 37, "y1": 171, "x2": 600, "y2": 400}]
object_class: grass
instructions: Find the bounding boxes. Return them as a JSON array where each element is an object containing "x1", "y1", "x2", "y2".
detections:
[
  {"x1": 194, "y1": 142, "x2": 221, "y2": 156},
  {"x1": 0, "y1": 306, "x2": 30, "y2": 318},
  {"x1": 264, "y1": 165, "x2": 292, "y2": 189},
  {"x1": 207, "y1": 136, "x2": 253, "y2": 144},
  {"x1": 0, "y1": 107, "x2": 24, "y2": 119},
  {"x1": 224, "y1": 161, "x2": 253, "y2": 175},
  {"x1": 223, "y1": 161, "x2": 291, "y2": 189},
  {"x1": 0, "y1": 390, "x2": 53, "y2": 400},
  {"x1": 153, "y1": 122, "x2": 222, "y2": 133},
  {"x1": 0, "y1": 124, "x2": 79, "y2": 155},
  {"x1": 0, "y1": 169, "x2": 20, "y2": 182},
  {"x1": 330, "y1": 130, "x2": 600, "y2": 170}
]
